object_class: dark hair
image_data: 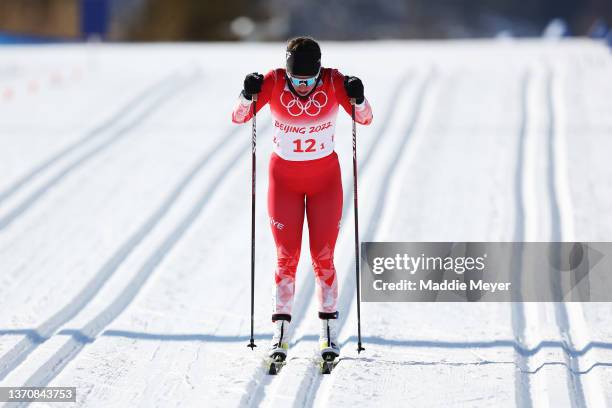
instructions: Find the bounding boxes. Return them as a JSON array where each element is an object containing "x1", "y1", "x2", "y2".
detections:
[
  {"x1": 285, "y1": 36, "x2": 321, "y2": 76},
  {"x1": 286, "y1": 36, "x2": 321, "y2": 57}
]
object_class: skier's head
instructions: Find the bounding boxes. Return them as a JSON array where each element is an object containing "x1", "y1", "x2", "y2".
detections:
[{"x1": 286, "y1": 36, "x2": 321, "y2": 96}]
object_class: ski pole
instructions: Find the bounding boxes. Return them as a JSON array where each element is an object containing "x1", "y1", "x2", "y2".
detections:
[
  {"x1": 350, "y1": 99, "x2": 365, "y2": 354},
  {"x1": 247, "y1": 95, "x2": 258, "y2": 350}
]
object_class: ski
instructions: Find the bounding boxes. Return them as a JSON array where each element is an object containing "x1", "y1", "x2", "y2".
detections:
[
  {"x1": 267, "y1": 353, "x2": 286, "y2": 375},
  {"x1": 319, "y1": 352, "x2": 338, "y2": 374}
]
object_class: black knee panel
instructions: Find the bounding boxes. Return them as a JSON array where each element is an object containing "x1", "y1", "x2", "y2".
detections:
[
  {"x1": 272, "y1": 313, "x2": 292, "y2": 322},
  {"x1": 318, "y1": 311, "x2": 339, "y2": 320}
]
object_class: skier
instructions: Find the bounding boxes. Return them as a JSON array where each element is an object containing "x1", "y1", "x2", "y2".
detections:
[{"x1": 232, "y1": 36, "x2": 373, "y2": 363}]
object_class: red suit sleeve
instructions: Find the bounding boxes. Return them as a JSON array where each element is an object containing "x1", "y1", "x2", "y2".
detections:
[
  {"x1": 332, "y1": 69, "x2": 373, "y2": 125},
  {"x1": 231, "y1": 70, "x2": 277, "y2": 124}
]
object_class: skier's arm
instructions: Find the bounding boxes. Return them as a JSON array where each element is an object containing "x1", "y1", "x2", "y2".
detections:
[
  {"x1": 231, "y1": 70, "x2": 275, "y2": 124},
  {"x1": 333, "y1": 70, "x2": 373, "y2": 125}
]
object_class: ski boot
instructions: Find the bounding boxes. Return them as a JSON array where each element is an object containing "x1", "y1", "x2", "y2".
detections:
[
  {"x1": 319, "y1": 311, "x2": 340, "y2": 374},
  {"x1": 267, "y1": 315, "x2": 291, "y2": 375}
]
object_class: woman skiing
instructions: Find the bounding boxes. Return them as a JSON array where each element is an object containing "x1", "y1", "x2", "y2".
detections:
[{"x1": 232, "y1": 36, "x2": 373, "y2": 361}]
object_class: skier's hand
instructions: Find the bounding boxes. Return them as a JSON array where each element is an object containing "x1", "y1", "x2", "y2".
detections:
[
  {"x1": 243, "y1": 73, "x2": 264, "y2": 100},
  {"x1": 344, "y1": 76, "x2": 365, "y2": 104}
]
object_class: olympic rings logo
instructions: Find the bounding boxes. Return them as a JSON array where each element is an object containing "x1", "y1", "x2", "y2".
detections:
[{"x1": 280, "y1": 90, "x2": 328, "y2": 117}]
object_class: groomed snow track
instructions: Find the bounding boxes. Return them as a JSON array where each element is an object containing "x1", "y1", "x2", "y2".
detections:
[{"x1": 0, "y1": 41, "x2": 611, "y2": 407}]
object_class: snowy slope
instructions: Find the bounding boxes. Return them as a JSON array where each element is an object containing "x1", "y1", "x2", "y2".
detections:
[{"x1": 0, "y1": 40, "x2": 611, "y2": 407}]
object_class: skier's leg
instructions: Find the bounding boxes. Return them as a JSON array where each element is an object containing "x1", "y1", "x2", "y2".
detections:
[
  {"x1": 305, "y1": 154, "x2": 343, "y2": 358},
  {"x1": 305, "y1": 154, "x2": 343, "y2": 315},
  {"x1": 268, "y1": 154, "x2": 306, "y2": 321},
  {"x1": 267, "y1": 154, "x2": 306, "y2": 359}
]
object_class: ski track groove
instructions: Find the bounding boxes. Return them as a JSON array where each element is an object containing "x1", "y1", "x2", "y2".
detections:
[
  {"x1": 0, "y1": 72, "x2": 203, "y2": 381},
  {"x1": 511, "y1": 69, "x2": 533, "y2": 408},
  {"x1": 240, "y1": 69, "x2": 416, "y2": 408},
  {"x1": 543, "y1": 66, "x2": 585, "y2": 408},
  {"x1": 15, "y1": 118, "x2": 273, "y2": 405},
  {"x1": 545, "y1": 66, "x2": 601, "y2": 408},
  {"x1": 513, "y1": 64, "x2": 565, "y2": 408},
  {"x1": 0, "y1": 71, "x2": 194, "y2": 232},
  {"x1": 0, "y1": 71, "x2": 177, "y2": 206}
]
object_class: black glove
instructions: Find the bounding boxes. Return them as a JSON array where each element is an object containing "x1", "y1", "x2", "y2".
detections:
[
  {"x1": 243, "y1": 72, "x2": 264, "y2": 100},
  {"x1": 344, "y1": 76, "x2": 364, "y2": 104}
]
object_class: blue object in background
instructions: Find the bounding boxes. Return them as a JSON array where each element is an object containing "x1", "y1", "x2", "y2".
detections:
[
  {"x1": 588, "y1": 19, "x2": 609, "y2": 39},
  {"x1": 0, "y1": 32, "x2": 65, "y2": 45},
  {"x1": 81, "y1": 0, "x2": 109, "y2": 39}
]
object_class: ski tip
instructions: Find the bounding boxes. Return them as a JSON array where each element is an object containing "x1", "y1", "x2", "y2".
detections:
[
  {"x1": 266, "y1": 354, "x2": 286, "y2": 375},
  {"x1": 320, "y1": 361, "x2": 334, "y2": 374},
  {"x1": 268, "y1": 362, "x2": 284, "y2": 375},
  {"x1": 319, "y1": 353, "x2": 339, "y2": 375}
]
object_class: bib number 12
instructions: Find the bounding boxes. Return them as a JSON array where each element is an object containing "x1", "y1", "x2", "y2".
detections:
[{"x1": 293, "y1": 139, "x2": 317, "y2": 153}]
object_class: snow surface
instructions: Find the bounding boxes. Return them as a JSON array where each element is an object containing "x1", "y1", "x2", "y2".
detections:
[{"x1": 0, "y1": 40, "x2": 611, "y2": 407}]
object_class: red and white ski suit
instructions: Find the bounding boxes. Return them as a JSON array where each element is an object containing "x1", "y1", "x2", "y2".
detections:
[{"x1": 232, "y1": 68, "x2": 372, "y2": 318}]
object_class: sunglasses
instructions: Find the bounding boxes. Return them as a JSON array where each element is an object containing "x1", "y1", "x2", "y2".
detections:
[{"x1": 288, "y1": 70, "x2": 320, "y2": 87}]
